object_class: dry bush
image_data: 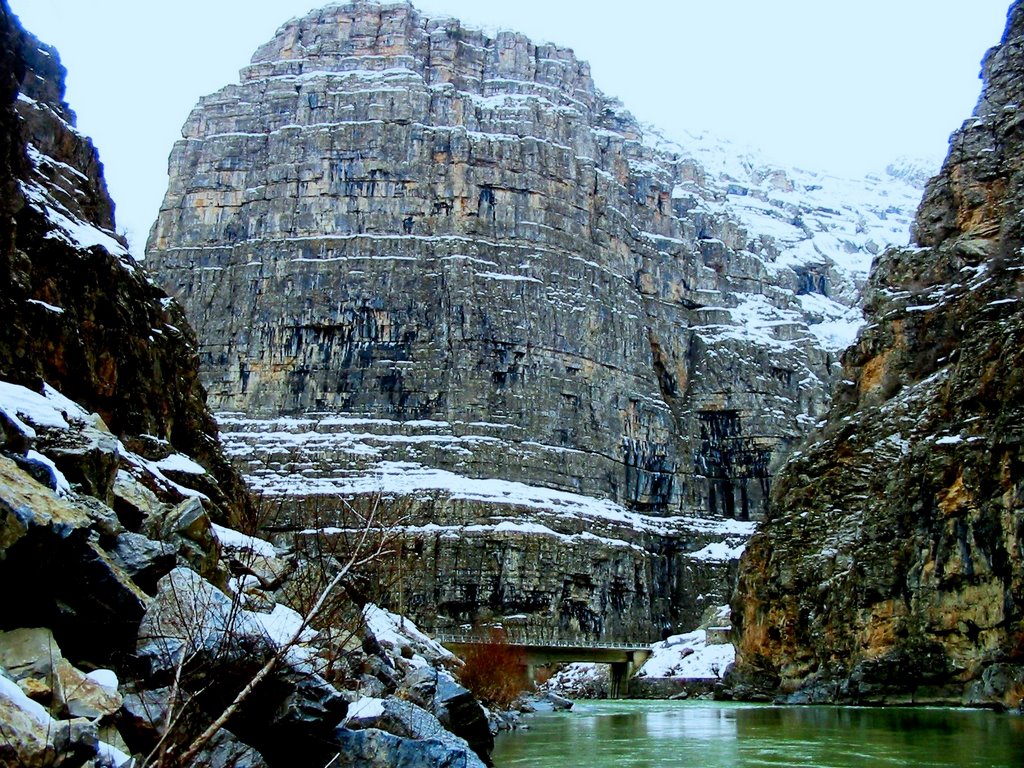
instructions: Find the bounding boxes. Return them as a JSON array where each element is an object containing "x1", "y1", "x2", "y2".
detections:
[{"x1": 456, "y1": 627, "x2": 528, "y2": 709}]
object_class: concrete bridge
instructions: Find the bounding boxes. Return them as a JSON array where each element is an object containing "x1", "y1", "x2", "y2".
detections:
[{"x1": 435, "y1": 634, "x2": 654, "y2": 699}]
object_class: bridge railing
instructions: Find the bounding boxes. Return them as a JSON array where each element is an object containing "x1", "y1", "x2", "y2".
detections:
[{"x1": 433, "y1": 633, "x2": 655, "y2": 651}]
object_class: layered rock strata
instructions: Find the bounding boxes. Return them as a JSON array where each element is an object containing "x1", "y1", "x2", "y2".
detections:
[
  {"x1": 148, "y1": 1, "x2": 921, "y2": 639},
  {"x1": 732, "y1": 0, "x2": 1024, "y2": 709}
]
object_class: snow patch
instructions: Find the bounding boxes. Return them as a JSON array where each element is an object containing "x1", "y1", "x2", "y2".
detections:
[
  {"x1": 346, "y1": 696, "x2": 387, "y2": 721},
  {"x1": 363, "y1": 603, "x2": 454, "y2": 663},
  {"x1": 636, "y1": 629, "x2": 735, "y2": 680},
  {"x1": 154, "y1": 452, "x2": 207, "y2": 475},
  {"x1": 211, "y1": 522, "x2": 279, "y2": 558}
]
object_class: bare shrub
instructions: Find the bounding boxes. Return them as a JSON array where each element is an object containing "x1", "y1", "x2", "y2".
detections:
[{"x1": 456, "y1": 627, "x2": 528, "y2": 709}]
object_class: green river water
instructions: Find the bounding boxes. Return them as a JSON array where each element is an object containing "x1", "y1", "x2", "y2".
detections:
[{"x1": 492, "y1": 700, "x2": 1024, "y2": 767}]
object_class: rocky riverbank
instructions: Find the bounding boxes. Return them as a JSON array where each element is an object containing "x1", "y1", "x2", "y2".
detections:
[{"x1": 0, "y1": 2, "x2": 492, "y2": 764}]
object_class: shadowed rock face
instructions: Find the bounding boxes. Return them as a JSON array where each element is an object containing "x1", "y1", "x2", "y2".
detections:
[
  {"x1": 0, "y1": 0, "x2": 254, "y2": 651},
  {"x1": 732, "y1": 1, "x2": 1024, "y2": 708},
  {"x1": 147, "y1": 1, "x2": 921, "y2": 639},
  {"x1": 0, "y1": 3, "x2": 249, "y2": 524}
]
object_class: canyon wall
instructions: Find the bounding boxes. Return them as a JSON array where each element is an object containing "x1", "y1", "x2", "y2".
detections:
[
  {"x1": 733, "y1": 1, "x2": 1024, "y2": 709},
  {"x1": 1, "y1": 5, "x2": 491, "y2": 765},
  {"x1": 148, "y1": 1, "x2": 921, "y2": 640},
  {"x1": 0, "y1": 7, "x2": 249, "y2": 523}
]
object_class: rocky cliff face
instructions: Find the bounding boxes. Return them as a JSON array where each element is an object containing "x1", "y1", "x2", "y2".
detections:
[
  {"x1": 732, "y1": 1, "x2": 1024, "y2": 709},
  {"x1": 1, "y1": 5, "x2": 493, "y2": 766},
  {"x1": 147, "y1": 0, "x2": 921, "y2": 641},
  {"x1": 0, "y1": 5, "x2": 250, "y2": 524}
]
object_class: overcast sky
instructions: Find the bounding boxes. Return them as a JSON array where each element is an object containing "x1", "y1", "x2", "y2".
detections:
[{"x1": 10, "y1": 0, "x2": 1012, "y2": 256}]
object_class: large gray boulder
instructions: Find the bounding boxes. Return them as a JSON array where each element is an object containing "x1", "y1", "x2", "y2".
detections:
[{"x1": 334, "y1": 726, "x2": 487, "y2": 768}]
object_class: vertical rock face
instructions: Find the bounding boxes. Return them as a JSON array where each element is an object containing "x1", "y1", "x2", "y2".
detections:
[
  {"x1": 148, "y1": 1, "x2": 920, "y2": 639},
  {"x1": 733, "y1": 1, "x2": 1024, "y2": 708}
]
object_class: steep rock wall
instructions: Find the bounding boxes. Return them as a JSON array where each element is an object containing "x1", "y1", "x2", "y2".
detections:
[
  {"x1": 732, "y1": 0, "x2": 1024, "y2": 709},
  {"x1": 0, "y1": 0, "x2": 254, "y2": 642},
  {"x1": 148, "y1": 1, "x2": 920, "y2": 640},
  {"x1": 0, "y1": 5, "x2": 250, "y2": 522}
]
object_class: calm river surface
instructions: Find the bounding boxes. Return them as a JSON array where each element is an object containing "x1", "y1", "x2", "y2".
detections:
[{"x1": 492, "y1": 700, "x2": 1024, "y2": 767}]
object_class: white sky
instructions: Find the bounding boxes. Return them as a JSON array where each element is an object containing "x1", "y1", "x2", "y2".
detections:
[{"x1": 10, "y1": 0, "x2": 1012, "y2": 256}]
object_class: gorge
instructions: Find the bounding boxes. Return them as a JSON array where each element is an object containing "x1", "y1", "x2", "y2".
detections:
[
  {"x1": 1, "y1": 0, "x2": 1023, "y2": 766},
  {"x1": 146, "y1": 0, "x2": 922, "y2": 644}
]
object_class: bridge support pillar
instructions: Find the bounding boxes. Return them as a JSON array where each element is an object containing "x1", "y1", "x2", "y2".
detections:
[{"x1": 609, "y1": 661, "x2": 630, "y2": 699}]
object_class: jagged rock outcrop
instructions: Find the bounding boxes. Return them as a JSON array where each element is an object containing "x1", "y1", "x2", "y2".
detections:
[
  {"x1": 147, "y1": 1, "x2": 921, "y2": 641},
  {"x1": 0, "y1": 0, "x2": 252, "y2": 663},
  {"x1": 0, "y1": 2, "x2": 249, "y2": 526},
  {"x1": 732, "y1": 0, "x2": 1024, "y2": 709}
]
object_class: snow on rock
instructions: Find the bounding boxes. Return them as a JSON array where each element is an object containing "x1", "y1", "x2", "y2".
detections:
[
  {"x1": 19, "y1": 145, "x2": 135, "y2": 269},
  {"x1": 212, "y1": 522, "x2": 278, "y2": 558},
  {"x1": 687, "y1": 540, "x2": 746, "y2": 563},
  {"x1": 644, "y1": 124, "x2": 924, "y2": 350},
  {"x1": 154, "y1": 452, "x2": 208, "y2": 475},
  {"x1": 120, "y1": 447, "x2": 209, "y2": 502},
  {"x1": 24, "y1": 449, "x2": 71, "y2": 496},
  {"x1": 0, "y1": 672, "x2": 53, "y2": 726},
  {"x1": 85, "y1": 668, "x2": 119, "y2": 693},
  {"x1": 254, "y1": 602, "x2": 317, "y2": 647},
  {"x1": 96, "y1": 741, "x2": 132, "y2": 768},
  {"x1": 0, "y1": 379, "x2": 85, "y2": 435},
  {"x1": 541, "y1": 662, "x2": 608, "y2": 699},
  {"x1": 636, "y1": 629, "x2": 735, "y2": 680},
  {"x1": 363, "y1": 603, "x2": 455, "y2": 666},
  {"x1": 345, "y1": 696, "x2": 387, "y2": 722},
  {"x1": 138, "y1": 567, "x2": 318, "y2": 673}
]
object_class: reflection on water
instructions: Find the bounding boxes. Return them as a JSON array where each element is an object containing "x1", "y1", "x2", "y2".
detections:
[{"x1": 492, "y1": 701, "x2": 1024, "y2": 767}]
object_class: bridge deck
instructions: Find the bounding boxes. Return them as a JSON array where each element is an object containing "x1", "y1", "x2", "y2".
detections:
[
  {"x1": 434, "y1": 634, "x2": 655, "y2": 652},
  {"x1": 435, "y1": 634, "x2": 655, "y2": 699}
]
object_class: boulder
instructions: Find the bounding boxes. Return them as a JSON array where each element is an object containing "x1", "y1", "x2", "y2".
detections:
[
  {"x1": 36, "y1": 418, "x2": 120, "y2": 502},
  {"x1": 345, "y1": 696, "x2": 447, "y2": 741},
  {"x1": 136, "y1": 567, "x2": 271, "y2": 676},
  {"x1": 55, "y1": 658, "x2": 122, "y2": 719},
  {"x1": 110, "y1": 531, "x2": 177, "y2": 593},
  {"x1": 401, "y1": 667, "x2": 493, "y2": 760},
  {"x1": 333, "y1": 726, "x2": 487, "y2": 768},
  {"x1": 0, "y1": 627, "x2": 122, "y2": 719},
  {"x1": 0, "y1": 627, "x2": 62, "y2": 686},
  {"x1": 120, "y1": 685, "x2": 172, "y2": 745},
  {"x1": 0, "y1": 454, "x2": 90, "y2": 552},
  {"x1": 190, "y1": 728, "x2": 268, "y2": 768},
  {"x1": 212, "y1": 522, "x2": 291, "y2": 590},
  {"x1": 0, "y1": 673, "x2": 98, "y2": 768},
  {"x1": 111, "y1": 468, "x2": 168, "y2": 532},
  {"x1": 153, "y1": 497, "x2": 222, "y2": 581},
  {"x1": 0, "y1": 512, "x2": 147, "y2": 662}
]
